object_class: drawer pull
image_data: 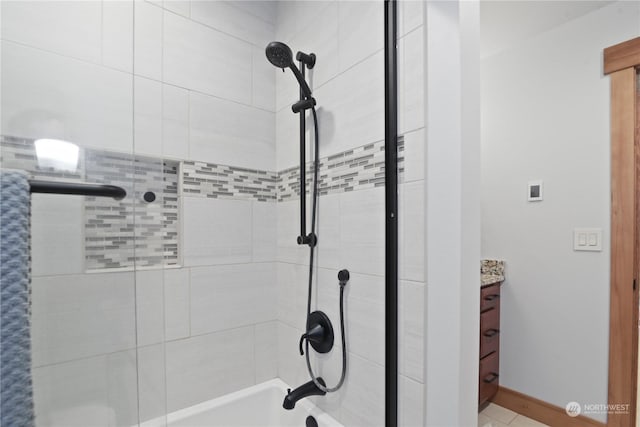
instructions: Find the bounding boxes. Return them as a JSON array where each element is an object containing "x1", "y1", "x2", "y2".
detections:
[
  {"x1": 483, "y1": 373, "x2": 499, "y2": 384},
  {"x1": 483, "y1": 328, "x2": 500, "y2": 338},
  {"x1": 484, "y1": 294, "x2": 500, "y2": 302}
]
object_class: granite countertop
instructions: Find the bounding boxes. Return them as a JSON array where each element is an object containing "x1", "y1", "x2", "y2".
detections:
[{"x1": 481, "y1": 259, "x2": 504, "y2": 286}]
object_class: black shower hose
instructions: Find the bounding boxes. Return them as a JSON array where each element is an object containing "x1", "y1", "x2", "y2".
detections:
[{"x1": 304, "y1": 106, "x2": 347, "y2": 393}]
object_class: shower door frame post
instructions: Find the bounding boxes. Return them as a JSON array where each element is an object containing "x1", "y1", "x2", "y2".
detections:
[
  {"x1": 604, "y1": 36, "x2": 640, "y2": 427},
  {"x1": 384, "y1": 1, "x2": 399, "y2": 426}
]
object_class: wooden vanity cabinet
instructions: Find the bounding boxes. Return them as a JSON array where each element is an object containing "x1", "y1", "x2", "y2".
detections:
[{"x1": 479, "y1": 282, "x2": 501, "y2": 406}]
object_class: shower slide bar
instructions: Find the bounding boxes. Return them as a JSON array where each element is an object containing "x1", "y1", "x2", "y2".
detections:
[{"x1": 29, "y1": 180, "x2": 126, "y2": 200}]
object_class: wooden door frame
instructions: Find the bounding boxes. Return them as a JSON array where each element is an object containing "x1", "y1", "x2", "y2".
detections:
[{"x1": 604, "y1": 36, "x2": 640, "y2": 427}]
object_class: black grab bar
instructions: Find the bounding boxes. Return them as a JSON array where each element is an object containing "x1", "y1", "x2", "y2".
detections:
[{"x1": 29, "y1": 180, "x2": 126, "y2": 200}]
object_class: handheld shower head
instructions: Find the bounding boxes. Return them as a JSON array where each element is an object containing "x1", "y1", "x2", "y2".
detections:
[
  {"x1": 265, "y1": 41, "x2": 314, "y2": 100},
  {"x1": 265, "y1": 41, "x2": 294, "y2": 69}
]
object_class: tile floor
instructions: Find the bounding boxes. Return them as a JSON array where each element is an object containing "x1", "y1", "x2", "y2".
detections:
[{"x1": 478, "y1": 403, "x2": 551, "y2": 427}]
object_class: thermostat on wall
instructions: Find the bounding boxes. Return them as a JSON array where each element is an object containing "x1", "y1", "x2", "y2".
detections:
[{"x1": 528, "y1": 180, "x2": 543, "y2": 201}]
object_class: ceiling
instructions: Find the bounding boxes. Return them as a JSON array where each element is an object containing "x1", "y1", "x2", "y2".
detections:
[{"x1": 480, "y1": 0, "x2": 616, "y2": 58}]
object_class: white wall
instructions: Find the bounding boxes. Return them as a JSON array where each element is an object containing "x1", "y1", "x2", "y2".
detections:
[
  {"x1": 274, "y1": 1, "x2": 426, "y2": 426},
  {"x1": 481, "y1": 1, "x2": 640, "y2": 422}
]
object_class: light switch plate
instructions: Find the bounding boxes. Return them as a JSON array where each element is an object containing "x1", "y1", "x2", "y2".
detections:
[{"x1": 574, "y1": 228, "x2": 602, "y2": 251}]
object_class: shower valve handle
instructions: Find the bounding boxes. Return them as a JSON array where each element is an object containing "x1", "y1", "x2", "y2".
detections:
[{"x1": 299, "y1": 324, "x2": 325, "y2": 355}]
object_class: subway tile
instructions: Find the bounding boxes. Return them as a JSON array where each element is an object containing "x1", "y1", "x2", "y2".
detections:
[
  {"x1": 1, "y1": 41, "x2": 133, "y2": 153},
  {"x1": 182, "y1": 196, "x2": 252, "y2": 266},
  {"x1": 31, "y1": 194, "x2": 83, "y2": 277},
  {"x1": 32, "y1": 356, "x2": 110, "y2": 427},
  {"x1": 252, "y1": 45, "x2": 276, "y2": 112},
  {"x1": 188, "y1": 91, "x2": 275, "y2": 170},
  {"x1": 276, "y1": 262, "x2": 309, "y2": 330},
  {"x1": 164, "y1": 0, "x2": 191, "y2": 17},
  {"x1": 400, "y1": 280, "x2": 425, "y2": 382},
  {"x1": 135, "y1": 1, "x2": 163, "y2": 80},
  {"x1": 255, "y1": 321, "x2": 278, "y2": 383},
  {"x1": 400, "y1": 26, "x2": 425, "y2": 134},
  {"x1": 106, "y1": 350, "x2": 139, "y2": 427},
  {"x1": 31, "y1": 273, "x2": 136, "y2": 366},
  {"x1": 102, "y1": 1, "x2": 134, "y2": 72},
  {"x1": 276, "y1": 321, "x2": 308, "y2": 388},
  {"x1": 164, "y1": 268, "x2": 190, "y2": 341},
  {"x1": 252, "y1": 201, "x2": 277, "y2": 262},
  {"x1": 399, "y1": 0, "x2": 424, "y2": 37},
  {"x1": 400, "y1": 181, "x2": 425, "y2": 282},
  {"x1": 163, "y1": 12, "x2": 252, "y2": 104},
  {"x1": 134, "y1": 76, "x2": 163, "y2": 157},
  {"x1": 137, "y1": 344, "x2": 168, "y2": 423},
  {"x1": 276, "y1": 200, "x2": 310, "y2": 265},
  {"x1": 165, "y1": 326, "x2": 255, "y2": 412},
  {"x1": 315, "y1": 192, "x2": 341, "y2": 270},
  {"x1": 399, "y1": 375, "x2": 424, "y2": 427},
  {"x1": 233, "y1": 1, "x2": 277, "y2": 25},
  {"x1": 340, "y1": 352, "x2": 385, "y2": 427},
  {"x1": 402, "y1": 128, "x2": 425, "y2": 183},
  {"x1": 337, "y1": 0, "x2": 384, "y2": 73},
  {"x1": 162, "y1": 84, "x2": 189, "y2": 160},
  {"x1": 135, "y1": 270, "x2": 165, "y2": 347},
  {"x1": 339, "y1": 187, "x2": 385, "y2": 276},
  {"x1": 1, "y1": 1, "x2": 102, "y2": 64},
  {"x1": 190, "y1": 263, "x2": 277, "y2": 335},
  {"x1": 190, "y1": 1, "x2": 274, "y2": 47}
]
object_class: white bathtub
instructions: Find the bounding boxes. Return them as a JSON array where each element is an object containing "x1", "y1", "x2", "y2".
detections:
[{"x1": 141, "y1": 379, "x2": 342, "y2": 427}]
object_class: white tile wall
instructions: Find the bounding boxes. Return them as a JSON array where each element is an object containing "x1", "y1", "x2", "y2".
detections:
[
  {"x1": 163, "y1": 12, "x2": 252, "y2": 104},
  {"x1": 135, "y1": 270, "x2": 165, "y2": 347},
  {"x1": 400, "y1": 280, "x2": 425, "y2": 382},
  {"x1": 134, "y1": 1, "x2": 163, "y2": 80},
  {"x1": 190, "y1": 263, "x2": 277, "y2": 335},
  {"x1": 400, "y1": 181, "x2": 426, "y2": 282},
  {"x1": 137, "y1": 344, "x2": 168, "y2": 423},
  {"x1": 188, "y1": 91, "x2": 275, "y2": 169},
  {"x1": 252, "y1": 45, "x2": 277, "y2": 112},
  {"x1": 165, "y1": 326, "x2": 255, "y2": 412},
  {"x1": 31, "y1": 194, "x2": 84, "y2": 277},
  {"x1": 399, "y1": 25, "x2": 425, "y2": 134},
  {"x1": 339, "y1": 187, "x2": 385, "y2": 276},
  {"x1": 337, "y1": 0, "x2": 384, "y2": 73},
  {"x1": 255, "y1": 321, "x2": 279, "y2": 383},
  {"x1": 31, "y1": 273, "x2": 136, "y2": 367},
  {"x1": 102, "y1": 1, "x2": 134, "y2": 72},
  {"x1": 164, "y1": 268, "x2": 190, "y2": 341},
  {"x1": 1, "y1": 1, "x2": 102, "y2": 64},
  {"x1": 32, "y1": 350, "x2": 140, "y2": 427},
  {"x1": 162, "y1": 83, "x2": 190, "y2": 159},
  {"x1": 190, "y1": 1, "x2": 274, "y2": 47},
  {"x1": 183, "y1": 196, "x2": 253, "y2": 266},
  {"x1": 252, "y1": 201, "x2": 277, "y2": 262},
  {"x1": 1, "y1": 41, "x2": 133, "y2": 152},
  {"x1": 134, "y1": 76, "x2": 163, "y2": 157}
]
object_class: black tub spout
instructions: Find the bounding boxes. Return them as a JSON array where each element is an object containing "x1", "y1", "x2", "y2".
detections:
[{"x1": 282, "y1": 378, "x2": 326, "y2": 410}]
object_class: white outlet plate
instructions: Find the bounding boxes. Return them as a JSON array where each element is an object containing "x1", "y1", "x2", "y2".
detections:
[{"x1": 574, "y1": 228, "x2": 602, "y2": 252}]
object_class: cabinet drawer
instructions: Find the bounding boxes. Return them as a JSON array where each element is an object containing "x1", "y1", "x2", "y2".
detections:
[
  {"x1": 480, "y1": 308, "x2": 500, "y2": 359},
  {"x1": 481, "y1": 284, "x2": 501, "y2": 312},
  {"x1": 479, "y1": 351, "x2": 499, "y2": 405}
]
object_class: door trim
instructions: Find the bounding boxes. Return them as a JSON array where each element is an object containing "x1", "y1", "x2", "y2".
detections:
[{"x1": 604, "y1": 37, "x2": 639, "y2": 427}]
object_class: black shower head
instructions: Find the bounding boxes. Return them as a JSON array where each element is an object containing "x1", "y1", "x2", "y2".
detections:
[
  {"x1": 265, "y1": 41, "x2": 294, "y2": 69},
  {"x1": 265, "y1": 41, "x2": 315, "y2": 100}
]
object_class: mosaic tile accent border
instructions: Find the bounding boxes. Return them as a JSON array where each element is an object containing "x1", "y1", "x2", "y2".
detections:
[
  {"x1": 182, "y1": 162, "x2": 277, "y2": 202},
  {"x1": 84, "y1": 151, "x2": 179, "y2": 269},
  {"x1": 276, "y1": 136, "x2": 405, "y2": 202},
  {"x1": 0, "y1": 135, "x2": 179, "y2": 270}
]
